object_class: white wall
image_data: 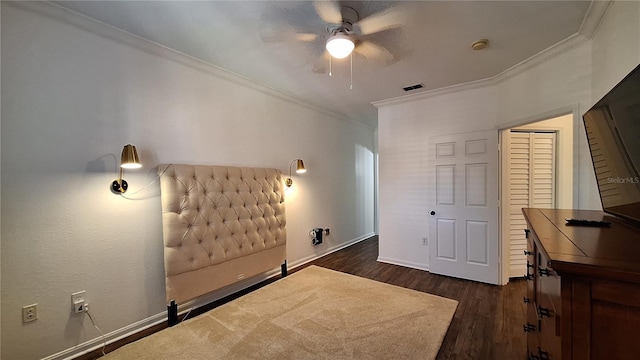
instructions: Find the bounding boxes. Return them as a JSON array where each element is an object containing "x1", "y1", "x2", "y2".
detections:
[
  {"x1": 377, "y1": 86, "x2": 498, "y2": 268},
  {"x1": 591, "y1": 1, "x2": 640, "y2": 102},
  {"x1": 0, "y1": 3, "x2": 375, "y2": 359},
  {"x1": 377, "y1": 0, "x2": 640, "y2": 270}
]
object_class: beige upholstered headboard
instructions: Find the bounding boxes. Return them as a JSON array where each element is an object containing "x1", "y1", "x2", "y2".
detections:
[{"x1": 157, "y1": 164, "x2": 286, "y2": 304}]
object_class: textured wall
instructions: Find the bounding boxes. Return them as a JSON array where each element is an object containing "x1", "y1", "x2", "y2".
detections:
[{"x1": 0, "y1": 3, "x2": 375, "y2": 359}]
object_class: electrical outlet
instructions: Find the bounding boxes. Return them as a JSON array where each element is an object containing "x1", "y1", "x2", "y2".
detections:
[
  {"x1": 71, "y1": 291, "x2": 86, "y2": 313},
  {"x1": 22, "y1": 304, "x2": 38, "y2": 323},
  {"x1": 74, "y1": 301, "x2": 86, "y2": 313},
  {"x1": 71, "y1": 291, "x2": 85, "y2": 305},
  {"x1": 422, "y1": 237, "x2": 428, "y2": 246}
]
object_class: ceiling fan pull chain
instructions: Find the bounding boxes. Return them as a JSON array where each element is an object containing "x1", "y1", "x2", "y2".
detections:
[
  {"x1": 329, "y1": 55, "x2": 332, "y2": 77},
  {"x1": 350, "y1": 52, "x2": 353, "y2": 90}
]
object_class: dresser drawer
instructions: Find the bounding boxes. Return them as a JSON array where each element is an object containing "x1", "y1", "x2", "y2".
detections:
[
  {"x1": 537, "y1": 292, "x2": 561, "y2": 359},
  {"x1": 525, "y1": 231, "x2": 537, "y2": 300},
  {"x1": 524, "y1": 230, "x2": 540, "y2": 358},
  {"x1": 538, "y1": 250, "x2": 561, "y2": 316}
]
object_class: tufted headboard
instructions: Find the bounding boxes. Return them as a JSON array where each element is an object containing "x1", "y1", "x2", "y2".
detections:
[{"x1": 157, "y1": 164, "x2": 287, "y2": 304}]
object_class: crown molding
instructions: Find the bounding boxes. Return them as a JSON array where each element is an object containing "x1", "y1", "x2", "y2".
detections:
[
  {"x1": 7, "y1": 1, "x2": 376, "y2": 132},
  {"x1": 9, "y1": 0, "x2": 611, "y2": 131},
  {"x1": 373, "y1": 1, "x2": 612, "y2": 109},
  {"x1": 578, "y1": 0, "x2": 613, "y2": 39}
]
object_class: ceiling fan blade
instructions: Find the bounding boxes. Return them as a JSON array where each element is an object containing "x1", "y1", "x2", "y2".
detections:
[
  {"x1": 355, "y1": 40, "x2": 394, "y2": 65},
  {"x1": 261, "y1": 25, "x2": 318, "y2": 43},
  {"x1": 294, "y1": 33, "x2": 319, "y2": 42},
  {"x1": 354, "y1": 7, "x2": 404, "y2": 35},
  {"x1": 312, "y1": 51, "x2": 331, "y2": 74},
  {"x1": 313, "y1": 0, "x2": 343, "y2": 24}
]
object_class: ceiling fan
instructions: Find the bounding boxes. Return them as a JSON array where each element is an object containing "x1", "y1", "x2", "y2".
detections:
[
  {"x1": 313, "y1": 1, "x2": 402, "y2": 64},
  {"x1": 261, "y1": 1, "x2": 405, "y2": 79}
]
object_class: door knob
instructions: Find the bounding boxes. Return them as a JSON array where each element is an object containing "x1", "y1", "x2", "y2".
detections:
[{"x1": 430, "y1": 211, "x2": 436, "y2": 216}]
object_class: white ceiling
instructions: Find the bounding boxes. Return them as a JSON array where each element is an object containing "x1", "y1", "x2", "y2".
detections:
[{"x1": 53, "y1": 1, "x2": 597, "y2": 129}]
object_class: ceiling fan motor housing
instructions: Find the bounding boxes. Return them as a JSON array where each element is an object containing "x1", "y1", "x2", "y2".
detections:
[{"x1": 326, "y1": 6, "x2": 359, "y2": 35}]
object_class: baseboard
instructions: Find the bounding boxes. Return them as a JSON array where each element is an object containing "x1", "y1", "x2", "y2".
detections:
[
  {"x1": 44, "y1": 314, "x2": 168, "y2": 360},
  {"x1": 287, "y1": 232, "x2": 375, "y2": 269},
  {"x1": 50, "y1": 234, "x2": 374, "y2": 360},
  {"x1": 377, "y1": 256, "x2": 430, "y2": 272}
]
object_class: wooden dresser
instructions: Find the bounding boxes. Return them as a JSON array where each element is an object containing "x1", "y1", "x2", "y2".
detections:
[{"x1": 522, "y1": 208, "x2": 640, "y2": 360}]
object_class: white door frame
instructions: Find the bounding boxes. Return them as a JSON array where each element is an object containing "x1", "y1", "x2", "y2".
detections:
[{"x1": 498, "y1": 107, "x2": 578, "y2": 284}]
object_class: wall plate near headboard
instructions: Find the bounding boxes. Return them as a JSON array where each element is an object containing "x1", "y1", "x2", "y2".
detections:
[{"x1": 157, "y1": 164, "x2": 287, "y2": 306}]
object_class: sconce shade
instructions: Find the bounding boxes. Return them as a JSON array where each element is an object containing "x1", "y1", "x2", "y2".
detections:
[
  {"x1": 120, "y1": 144, "x2": 142, "y2": 169},
  {"x1": 326, "y1": 32, "x2": 355, "y2": 59},
  {"x1": 112, "y1": 144, "x2": 141, "y2": 194},
  {"x1": 296, "y1": 159, "x2": 306, "y2": 173}
]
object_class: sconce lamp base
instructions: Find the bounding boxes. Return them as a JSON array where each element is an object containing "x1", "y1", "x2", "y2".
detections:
[
  {"x1": 111, "y1": 179, "x2": 128, "y2": 194},
  {"x1": 285, "y1": 178, "x2": 293, "y2": 187}
]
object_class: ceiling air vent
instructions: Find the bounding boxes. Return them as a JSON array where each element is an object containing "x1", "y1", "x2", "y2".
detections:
[{"x1": 403, "y1": 83, "x2": 424, "y2": 92}]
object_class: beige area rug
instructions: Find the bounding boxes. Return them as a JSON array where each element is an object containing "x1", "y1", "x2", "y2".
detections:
[{"x1": 103, "y1": 266, "x2": 458, "y2": 360}]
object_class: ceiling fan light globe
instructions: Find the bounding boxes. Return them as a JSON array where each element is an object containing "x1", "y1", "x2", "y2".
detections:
[{"x1": 326, "y1": 34, "x2": 355, "y2": 59}]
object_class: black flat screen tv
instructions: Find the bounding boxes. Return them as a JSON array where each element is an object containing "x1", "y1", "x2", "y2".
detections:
[{"x1": 583, "y1": 64, "x2": 640, "y2": 223}]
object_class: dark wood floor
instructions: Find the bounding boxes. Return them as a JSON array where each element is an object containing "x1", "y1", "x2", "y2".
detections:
[
  {"x1": 297, "y1": 236, "x2": 528, "y2": 360},
  {"x1": 82, "y1": 236, "x2": 526, "y2": 359}
]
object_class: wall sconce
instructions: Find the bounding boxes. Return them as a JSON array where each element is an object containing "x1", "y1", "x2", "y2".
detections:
[
  {"x1": 285, "y1": 159, "x2": 306, "y2": 187},
  {"x1": 111, "y1": 144, "x2": 142, "y2": 194}
]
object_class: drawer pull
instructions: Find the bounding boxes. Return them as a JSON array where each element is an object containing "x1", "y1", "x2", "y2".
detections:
[
  {"x1": 538, "y1": 348, "x2": 550, "y2": 360},
  {"x1": 528, "y1": 351, "x2": 541, "y2": 360},
  {"x1": 523, "y1": 323, "x2": 536, "y2": 332},
  {"x1": 524, "y1": 250, "x2": 533, "y2": 256},
  {"x1": 523, "y1": 297, "x2": 531, "y2": 304},
  {"x1": 538, "y1": 268, "x2": 551, "y2": 276},
  {"x1": 524, "y1": 229, "x2": 531, "y2": 238},
  {"x1": 537, "y1": 305, "x2": 551, "y2": 318}
]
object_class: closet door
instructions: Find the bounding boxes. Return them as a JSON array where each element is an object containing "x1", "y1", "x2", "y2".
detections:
[{"x1": 508, "y1": 131, "x2": 556, "y2": 278}]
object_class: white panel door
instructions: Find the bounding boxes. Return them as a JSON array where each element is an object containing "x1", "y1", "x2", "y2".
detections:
[{"x1": 428, "y1": 130, "x2": 499, "y2": 284}]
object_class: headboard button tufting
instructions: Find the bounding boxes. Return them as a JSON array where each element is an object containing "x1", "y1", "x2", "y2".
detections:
[{"x1": 158, "y1": 164, "x2": 286, "y2": 304}]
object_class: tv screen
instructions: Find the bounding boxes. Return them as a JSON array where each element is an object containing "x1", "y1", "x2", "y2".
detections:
[{"x1": 583, "y1": 64, "x2": 640, "y2": 223}]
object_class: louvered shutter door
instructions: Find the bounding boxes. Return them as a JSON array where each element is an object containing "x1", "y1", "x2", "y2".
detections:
[
  {"x1": 507, "y1": 131, "x2": 556, "y2": 277},
  {"x1": 508, "y1": 133, "x2": 531, "y2": 277},
  {"x1": 530, "y1": 134, "x2": 556, "y2": 208}
]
